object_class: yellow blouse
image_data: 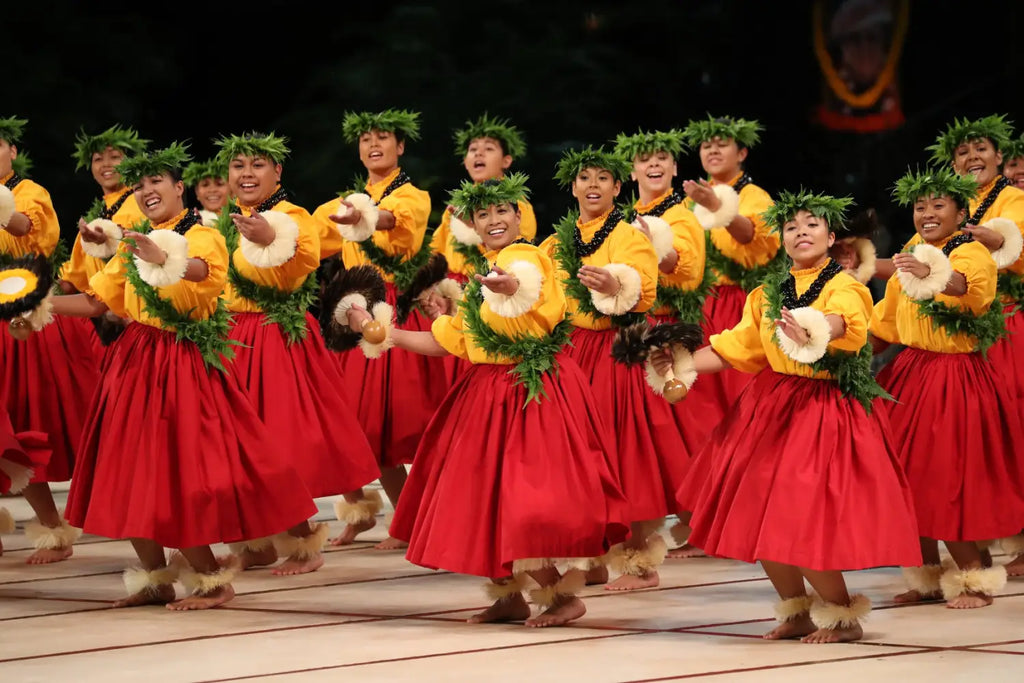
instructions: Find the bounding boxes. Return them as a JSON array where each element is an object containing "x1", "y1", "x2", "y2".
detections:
[
  {"x1": 60, "y1": 190, "x2": 147, "y2": 294},
  {"x1": 431, "y1": 243, "x2": 566, "y2": 363},
  {"x1": 707, "y1": 175, "x2": 778, "y2": 287},
  {"x1": 635, "y1": 192, "x2": 707, "y2": 316},
  {"x1": 429, "y1": 199, "x2": 537, "y2": 277},
  {"x1": 1, "y1": 173, "x2": 59, "y2": 258},
  {"x1": 222, "y1": 199, "x2": 320, "y2": 313},
  {"x1": 312, "y1": 167, "x2": 432, "y2": 282},
  {"x1": 972, "y1": 177, "x2": 1024, "y2": 278},
  {"x1": 711, "y1": 260, "x2": 871, "y2": 377},
  {"x1": 539, "y1": 208, "x2": 658, "y2": 331},
  {"x1": 870, "y1": 233, "x2": 996, "y2": 353},
  {"x1": 89, "y1": 210, "x2": 228, "y2": 331}
]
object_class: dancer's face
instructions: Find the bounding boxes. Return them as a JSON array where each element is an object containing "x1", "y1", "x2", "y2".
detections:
[
  {"x1": 464, "y1": 137, "x2": 512, "y2": 183},
  {"x1": 135, "y1": 172, "x2": 185, "y2": 224},
  {"x1": 782, "y1": 210, "x2": 834, "y2": 267},
  {"x1": 571, "y1": 167, "x2": 621, "y2": 217},
  {"x1": 92, "y1": 146, "x2": 127, "y2": 193},
  {"x1": 1003, "y1": 156, "x2": 1024, "y2": 190},
  {"x1": 952, "y1": 137, "x2": 1002, "y2": 188},
  {"x1": 632, "y1": 150, "x2": 677, "y2": 198},
  {"x1": 227, "y1": 154, "x2": 281, "y2": 207},
  {"x1": 359, "y1": 130, "x2": 404, "y2": 175},
  {"x1": 195, "y1": 177, "x2": 229, "y2": 212},
  {"x1": 0, "y1": 140, "x2": 15, "y2": 178},
  {"x1": 698, "y1": 137, "x2": 747, "y2": 182},
  {"x1": 912, "y1": 195, "x2": 964, "y2": 244},
  {"x1": 472, "y1": 202, "x2": 521, "y2": 251}
]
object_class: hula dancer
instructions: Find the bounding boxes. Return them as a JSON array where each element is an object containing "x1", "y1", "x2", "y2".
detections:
[
  {"x1": 666, "y1": 191, "x2": 919, "y2": 643},
  {"x1": 343, "y1": 174, "x2": 628, "y2": 627},
  {"x1": 870, "y1": 168, "x2": 1024, "y2": 609},
  {"x1": 183, "y1": 157, "x2": 230, "y2": 226},
  {"x1": 1002, "y1": 132, "x2": 1024, "y2": 189},
  {"x1": 213, "y1": 132, "x2": 379, "y2": 575},
  {"x1": 50, "y1": 144, "x2": 316, "y2": 609},
  {"x1": 313, "y1": 109, "x2": 441, "y2": 550}
]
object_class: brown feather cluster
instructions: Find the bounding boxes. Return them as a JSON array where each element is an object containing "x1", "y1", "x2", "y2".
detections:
[
  {"x1": 319, "y1": 265, "x2": 387, "y2": 352},
  {"x1": 396, "y1": 253, "x2": 448, "y2": 324},
  {"x1": 612, "y1": 319, "x2": 703, "y2": 365}
]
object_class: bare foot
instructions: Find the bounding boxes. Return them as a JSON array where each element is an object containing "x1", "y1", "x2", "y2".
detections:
[
  {"x1": 585, "y1": 565, "x2": 608, "y2": 586},
  {"x1": 467, "y1": 594, "x2": 531, "y2": 624},
  {"x1": 802, "y1": 623, "x2": 864, "y2": 643},
  {"x1": 271, "y1": 552, "x2": 325, "y2": 576},
  {"x1": 26, "y1": 546, "x2": 73, "y2": 565},
  {"x1": 230, "y1": 545, "x2": 277, "y2": 571},
  {"x1": 763, "y1": 614, "x2": 816, "y2": 640},
  {"x1": 604, "y1": 571, "x2": 659, "y2": 592},
  {"x1": 893, "y1": 589, "x2": 942, "y2": 604},
  {"x1": 666, "y1": 544, "x2": 705, "y2": 559},
  {"x1": 112, "y1": 584, "x2": 176, "y2": 608},
  {"x1": 329, "y1": 518, "x2": 376, "y2": 546},
  {"x1": 946, "y1": 592, "x2": 994, "y2": 609},
  {"x1": 373, "y1": 536, "x2": 408, "y2": 551},
  {"x1": 167, "y1": 584, "x2": 235, "y2": 611},
  {"x1": 1005, "y1": 555, "x2": 1024, "y2": 577},
  {"x1": 526, "y1": 596, "x2": 586, "y2": 628}
]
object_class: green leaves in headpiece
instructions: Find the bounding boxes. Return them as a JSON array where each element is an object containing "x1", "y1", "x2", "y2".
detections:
[
  {"x1": 453, "y1": 113, "x2": 526, "y2": 159},
  {"x1": 11, "y1": 151, "x2": 32, "y2": 178},
  {"x1": 682, "y1": 114, "x2": 762, "y2": 149},
  {"x1": 892, "y1": 166, "x2": 978, "y2": 208},
  {"x1": 342, "y1": 110, "x2": 421, "y2": 143},
  {"x1": 762, "y1": 189, "x2": 853, "y2": 233},
  {"x1": 182, "y1": 158, "x2": 228, "y2": 187},
  {"x1": 928, "y1": 114, "x2": 1014, "y2": 164},
  {"x1": 214, "y1": 132, "x2": 290, "y2": 165},
  {"x1": 1000, "y1": 132, "x2": 1024, "y2": 163},
  {"x1": 116, "y1": 142, "x2": 192, "y2": 186},
  {"x1": 0, "y1": 117, "x2": 28, "y2": 145},
  {"x1": 448, "y1": 172, "x2": 530, "y2": 217},
  {"x1": 554, "y1": 146, "x2": 632, "y2": 188},
  {"x1": 613, "y1": 129, "x2": 686, "y2": 161},
  {"x1": 72, "y1": 125, "x2": 149, "y2": 171}
]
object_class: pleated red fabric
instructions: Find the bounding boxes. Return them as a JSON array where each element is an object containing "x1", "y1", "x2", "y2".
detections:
[
  {"x1": 65, "y1": 323, "x2": 317, "y2": 548},
  {"x1": 390, "y1": 359, "x2": 630, "y2": 578},
  {"x1": 678, "y1": 370, "x2": 921, "y2": 571},
  {"x1": 0, "y1": 314, "x2": 100, "y2": 482},
  {"x1": 877, "y1": 347, "x2": 1024, "y2": 542},
  {"x1": 0, "y1": 410, "x2": 50, "y2": 494},
  {"x1": 693, "y1": 284, "x2": 753, "y2": 429},
  {"x1": 227, "y1": 312, "x2": 380, "y2": 498},
  {"x1": 334, "y1": 283, "x2": 453, "y2": 467},
  {"x1": 986, "y1": 305, "x2": 1024, "y2": 429},
  {"x1": 567, "y1": 327, "x2": 691, "y2": 523}
]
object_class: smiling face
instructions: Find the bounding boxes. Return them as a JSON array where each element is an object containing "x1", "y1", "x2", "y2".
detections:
[
  {"x1": 227, "y1": 154, "x2": 281, "y2": 207},
  {"x1": 952, "y1": 137, "x2": 1003, "y2": 188},
  {"x1": 571, "y1": 167, "x2": 621, "y2": 220},
  {"x1": 91, "y1": 146, "x2": 127, "y2": 193},
  {"x1": 1003, "y1": 155, "x2": 1024, "y2": 190},
  {"x1": 912, "y1": 194, "x2": 964, "y2": 244},
  {"x1": 632, "y1": 150, "x2": 677, "y2": 200},
  {"x1": 195, "y1": 177, "x2": 229, "y2": 212},
  {"x1": 464, "y1": 136, "x2": 512, "y2": 183},
  {"x1": 358, "y1": 129, "x2": 404, "y2": 176},
  {"x1": 0, "y1": 140, "x2": 15, "y2": 178},
  {"x1": 134, "y1": 172, "x2": 185, "y2": 224},
  {"x1": 782, "y1": 210, "x2": 835, "y2": 268},
  {"x1": 471, "y1": 202, "x2": 522, "y2": 251},
  {"x1": 698, "y1": 136, "x2": 747, "y2": 183}
]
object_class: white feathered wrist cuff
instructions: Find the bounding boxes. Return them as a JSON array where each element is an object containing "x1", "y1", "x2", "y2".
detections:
[
  {"x1": 433, "y1": 277, "x2": 464, "y2": 310},
  {"x1": 645, "y1": 345, "x2": 697, "y2": 396},
  {"x1": 199, "y1": 209, "x2": 218, "y2": 227},
  {"x1": 775, "y1": 306, "x2": 831, "y2": 364},
  {"x1": 896, "y1": 243, "x2": 952, "y2": 300},
  {"x1": 850, "y1": 237, "x2": 877, "y2": 285},
  {"x1": 984, "y1": 217, "x2": 1024, "y2": 269},
  {"x1": 481, "y1": 260, "x2": 542, "y2": 317},
  {"x1": 239, "y1": 211, "x2": 299, "y2": 268},
  {"x1": 337, "y1": 193, "x2": 380, "y2": 242},
  {"x1": 449, "y1": 212, "x2": 482, "y2": 246},
  {"x1": 0, "y1": 185, "x2": 14, "y2": 227},
  {"x1": 134, "y1": 230, "x2": 189, "y2": 287},
  {"x1": 590, "y1": 263, "x2": 643, "y2": 315},
  {"x1": 333, "y1": 293, "x2": 368, "y2": 326},
  {"x1": 693, "y1": 184, "x2": 740, "y2": 230},
  {"x1": 81, "y1": 219, "x2": 123, "y2": 259},
  {"x1": 636, "y1": 216, "x2": 675, "y2": 261}
]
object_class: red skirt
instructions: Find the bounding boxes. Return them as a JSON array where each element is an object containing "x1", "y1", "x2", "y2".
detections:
[
  {"x1": 335, "y1": 283, "x2": 454, "y2": 468},
  {"x1": 390, "y1": 360, "x2": 630, "y2": 578},
  {"x1": 693, "y1": 284, "x2": 753, "y2": 431},
  {"x1": 65, "y1": 323, "x2": 317, "y2": 548},
  {"x1": 0, "y1": 315, "x2": 100, "y2": 482},
  {"x1": 877, "y1": 347, "x2": 1024, "y2": 542},
  {"x1": 0, "y1": 410, "x2": 50, "y2": 494},
  {"x1": 677, "y1": 370, "x2": 921, "y2": 571},
  {"x1": 227, "y1": 312, "x2": 380, "y2": 498},
  {"x1": 987, "y1": 305, "x2": 1024, "y2": 429},
  {"x1": 567, "y1": 327, "x2": 691, "y2": 522}
]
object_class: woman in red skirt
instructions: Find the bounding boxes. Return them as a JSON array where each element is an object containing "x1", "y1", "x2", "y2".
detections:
[
  {"x1": 0, "y1": 117, "x2": 96, "y2": 564},
  {"x1": 213, "y1": 133, "x2": 380, "y2": 575},
  {"x1": 313, "y1": 110, "x2": 445, "y2": 550},
  {"x1": 871, "y1": 167, "x2": 1024, "y2": 608},
  {"x1": 342, "y1": 174, "x2": 628, "y2": 627},
  {"x1": 666, "y1": 190, "x2": 920, "y2": 643},
  {"x1": 540, "y1": 147, "x2": 678, "y2": 592},
  {"x1": 0, "y1": 409, "x2": 50, "y2": 550},
  {"x1": 46, "y1": 145, "x2": 316, "y2": 610}
]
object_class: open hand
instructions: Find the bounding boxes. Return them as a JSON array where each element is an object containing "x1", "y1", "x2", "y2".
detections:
[
  {"x1": 578, "y1": 265, "x2": 620, "y2": 295},
  {"x1": 892, "y1": 252, "x2": 930, "y2": 279},
  {"x1": 774, "y1": 307, "x2": 809, "y2": 345},
  {"x1": 231, "y1": 212, "x2": 275, "y2": 246},
  {"x1": 328, "y1": 199, "x2": 361, "y2": 225},
  {"x1": 476, "y1": 266, "x2": 519, "y2": 296},
  {"x1": 122, "y1": 232, "x2": 166, "y2": 265},
  {"x1": 682, "y1": 179, "x2": 721, "y2": 211},
  {"x1": 78, "y1": 218, "x2": 108, "y2": 245},
  {"x1": 962, "y1": 224, "x2": 1006, "y2": 251}
]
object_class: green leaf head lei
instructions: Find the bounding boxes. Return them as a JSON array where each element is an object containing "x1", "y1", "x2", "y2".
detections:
[
  {"x1": 761, "y1": 189, "x2": 854, "y2": 234},
  {"x1": 892, "y1": 166, "x2": 978, "y2": 210},
  {"x1": 182, "y1": 158, "x2": 228, "y2": 188},
  {"x1": 72, "y1": 125, "x2": 150, "y2": 172},
  {"x1": 681, "y1": 114, "x2": 762, "y2": 150},
  {"x1": 554, "y1": 146, "x2": 632, "y2": 188},
  {"x1": 214, "y1": 132, "x2": 290, "y2": 166},
  {"x1": 448, "y1": 172, "x2": 530, "y2": 218},
  {"x1": 928, "y1": 114, "x2": 1014, "y2": 165},
  {"x1": 0, "y1": 116, "x2": 28, "y2": 146},
  {"x1": 453, "y1": 113, "x2": 525, "y2": 159},
  {"x1": 116, "y1": 142, "x2": 192, "y2": 187},
  {"x1": 342, "y1": 110, "x2": 422, "y2": 143},
  {"x1": 613, "y1": 129, "x2": 686, "y2": 162}
]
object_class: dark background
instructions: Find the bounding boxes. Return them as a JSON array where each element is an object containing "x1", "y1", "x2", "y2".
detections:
[{"x1": 8, "y1": 1, "x2": 1024, "y2": 254}]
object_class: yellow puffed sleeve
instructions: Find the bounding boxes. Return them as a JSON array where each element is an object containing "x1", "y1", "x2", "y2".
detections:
[
  {"x1": 112, "y1": 192, "x2": 146, "y2": 228},
  {"x1": 89, "y1": 245, "x2": 130, "y2": 319},
  {"x1": 431, "y1": 312, "x2": 469, "y2": 360},
  {"x1": 2, "y1": 178, "x2": 59, "y2": 257},
  {"x1": 605, "y1": 220, "x2": 659, "y2": 313},
  {"x1": 659, "y1": 203, "x2": 706, "y2": 291},
  {"x1": 820, "y1": 276, "x2": 873, "y2": 352},
  {"x1": 375, "y1": 182, "x2": 430, "y2": 257},
  {"x1": 945, "y1": 240, "x2": 997, "y2": 314},
  {"x1": 183, "y1": 225, "x2": 229, "y2": 303},
  {"x1": 59, "y1": 238, "x2": 103, "y2": 294},
  {"x1": 869, "y1": 276, "x2": 901, "y2": 345},
  {"x1": 707, "y1": 181, "x2": 779, "y2": 285},
  {"x1": 709, "y1": 287, "x2": 769, "y2": 373},
  {"x1": 311, "y1": 197, "x2": 345, "y2": 260},
  {"x1": 975, "y1": 182, "x2": 1024, "y2": 277},
  {"x1": 517, "y1": 199, "x2": 537, "y2": 243}
]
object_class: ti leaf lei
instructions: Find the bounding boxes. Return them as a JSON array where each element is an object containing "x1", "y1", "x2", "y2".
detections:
[
  {"x1": 459, "y1": 275, "x2": 572, "y2": 407},
  {"x1": 705, "y1": 236, "x2": 788, "y2": 292},
  {"x1": 552, "y1": 210, "x2": 644, "y2": 328},
  {"x1": 121, "y1": 218, "x2": 237, "y2": 371},
  {"x1": 762, "y1": 264, "x2": 891, "y2": 413},
  {"x1": 354, "y1": 172, "x2": 432, "y2": 291},
  {"x1": 997, "y1": 270, "x2": 1024, "y2": 308},
  {"x1": 450, "y1": 229, "x2": 490, "y2": 276},
  {"x1": 214, "y1": 205, "x2": 317, "y2": 345}
]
